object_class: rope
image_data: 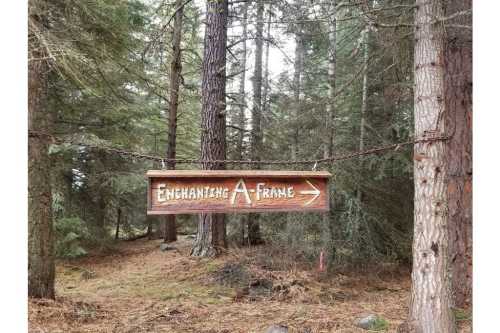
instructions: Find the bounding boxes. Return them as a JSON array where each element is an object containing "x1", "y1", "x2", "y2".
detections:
[{"x1": 28, "y1": 130, "x2": 449, "y2": 166}]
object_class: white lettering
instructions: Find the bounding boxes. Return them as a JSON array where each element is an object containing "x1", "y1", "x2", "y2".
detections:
[
  {"x1": 256, "y1": 183, "x2": 265, "y2": 200},
  {"x1": 157, "y1": 184, "x2": 166, "y2": 202},
  {"x1": 230, "y1": 178, "x2": 252, "y2": 205}
]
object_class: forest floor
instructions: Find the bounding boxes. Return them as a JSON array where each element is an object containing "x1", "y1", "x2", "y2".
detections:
[{"x1": 29, "y1": 236, "x2": 472, "y2": 333}]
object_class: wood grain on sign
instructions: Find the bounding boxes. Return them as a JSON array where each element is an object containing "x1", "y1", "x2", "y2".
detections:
[{"x1": 146, "y1": 170, "x2": 331, "y2": 215}]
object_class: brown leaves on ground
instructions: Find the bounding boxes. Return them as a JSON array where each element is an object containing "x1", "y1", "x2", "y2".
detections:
[{"x1": 29, "y1": 237, "x2": 471, "y2": 333}]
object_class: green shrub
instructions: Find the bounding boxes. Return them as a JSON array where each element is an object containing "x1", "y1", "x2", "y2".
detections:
[{"x1": 54, "y1": 217, "x2": 90, "y2": 258}]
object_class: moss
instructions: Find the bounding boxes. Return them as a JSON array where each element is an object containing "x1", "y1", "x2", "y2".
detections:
[
  {"x1": 369, "y1": 317, "x2": 389, "y2": 331},
  {"x1": 453, "y1": 308, "x2": 472, "y2": 322},
  {"x1": 205, "y1": 261, "x2": 222, "y2": 273}
]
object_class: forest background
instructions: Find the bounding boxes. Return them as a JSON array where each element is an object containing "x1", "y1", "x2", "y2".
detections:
[{"x1": 0, "y1": 0, "x2": 495, "y2": 331}]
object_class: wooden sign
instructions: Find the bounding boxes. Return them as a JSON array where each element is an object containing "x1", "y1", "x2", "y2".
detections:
[{"x1": 146, "y1": 170, "x2": 331, "y2": 215}]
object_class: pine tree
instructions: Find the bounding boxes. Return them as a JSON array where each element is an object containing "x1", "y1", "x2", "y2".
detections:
[
  {"x1": 247, "y1": 0, "x2": 265, "y2": 246},
  {"x1": 407, "y1": 0, "x2": 455, "y2": 331},
  {"x1": 163, "y1": 0, "x2": 186, "y2": 243},
  {"x1": 191, "y1": 0, "x2": 229, "y2": 257},
  {"x1": 28, "y1": 0, "x2": 55, "y2": 299},
  {"x1": 443, "y1": 0, "x2": 472, "y2": 309}
]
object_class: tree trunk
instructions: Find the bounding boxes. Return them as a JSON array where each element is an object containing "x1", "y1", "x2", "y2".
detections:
[
  {"x1": 236, "y1": 0, "x2": 249, "y2": 161},
  {"x1": 96, "y1": 193, "x2": 107, "y2": 238},
  {"x1": 323, "y1": 0, "x2": 337, "y2": 159},
  {"x1": 250, "y1": 0, "x2": 264, "y2": 161},
  {"x1": 291, "y1": 0, "x2": 304, "y2": 161},
  {"x1": 356, "y1": 28, "x2": 369, "y2": 204},
  {"x1": 247, "y1": 0, "x2": 265, "y2": 246},
  {"x1": 28, "y1": 0, "x2": 55, "y2": 299},
  {"x1": 262, "y1": 4, "x2": 272, "y2": 117},
  {"x1": 291, "y1": 31, "x2": 304, "y2": 161},
  {"x1": 407, "y1": 1, "x2": 456, "y2": 331},
  {"x1": 147, "y1": 219, "x2": 154, "y2": 239},
  {"x1": 155, "y1": 220, "x2": 166, "y2": 240},
  {"x1": 444, "y1": 0, "x2": 472, "y2": 309},
  {"x1": 115, "y1": 207, "x2": 121, "y2": 240},
  {"x1": 322, "y1": 0, "x2": 337, "y2": 269},
  {"x1": 359, "y1": 31, "x2": 369, "y2": 153},
  {"x1": 236, "y1": 1, "x2": 249, "y2": 246},
  {"x1": 191, "y1": 0, "x2": 228, "y2": 257},
  {"x1": 163, "y1": 0, "x2": 185, "y2": 243}
]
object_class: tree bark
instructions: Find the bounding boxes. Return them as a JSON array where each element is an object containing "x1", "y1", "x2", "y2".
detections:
[
  {"x1": 407, "y1": 0, "x2": 456, "y2": 331},
  {"x1": 191, "y1": 0, "x2": 229, "y2": 257},
  {"x1": 250, "y1": 0, "x2": 264, "y2": 162},
  {"x1": 322, "y1": 0, "x2": 337, "y2": 269},
  {"x1": 262, "y1": 4, "x2": 272, "y2": 118},
  {"x1": 291, "y1": 31, "x2": 304, "y2": 161},
  {"x1": 163, "y1": 0, "x2": 185, "y2": 243},
  {"x1": 28, "y1": 0, "x2": 55, "y2": 299},
  {"x1": 247, "y1": 0, "x2": 265, "y2": 246},
  {"x1": 115, "y1": 207, "x2": 121, "y2": 240},
  {"x1": 324, "y1": 0, "x2": 337, "y2": 159},
  {"x1": 147, "y1": 218, "x2": 154, "y2": 239},
  {"x1": 356, "y1": 26, "x2": 370, "y2": 204},
  {"x1": 443, "y1": 0, "x2": 472, "y2": 309},
  {"x1": 236, "y1": 1, "x2": 249, "y2": 246},
  {"x1": 236, "y1": 0, "x2": 249, "y2": 162},
  {"x1": 359, "y1": 31, "x2": 369, "y2": 153},
  {"x1": 291, "y1": 0, "x2": 304, "y2": 161}
]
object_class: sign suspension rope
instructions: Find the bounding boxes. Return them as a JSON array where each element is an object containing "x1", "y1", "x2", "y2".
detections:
[{"x1": 28, "y1": 130, "x2": 449, "y2": 167}]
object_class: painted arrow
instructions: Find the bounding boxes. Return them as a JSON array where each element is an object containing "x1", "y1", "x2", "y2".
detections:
[{"x1": 299, "y1": 179, "x2": 321, "y2": 206}]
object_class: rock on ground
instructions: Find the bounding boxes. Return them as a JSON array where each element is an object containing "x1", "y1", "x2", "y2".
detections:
[
  {"x1": 265, "y1": 324, "x2": 288, "y2": 333},
  {"x1": 159, "y1": 243, "x2": 175, "y2": 251},
  {"x1": 354, "y1": 314, "x2": 378, "y2": 329}
]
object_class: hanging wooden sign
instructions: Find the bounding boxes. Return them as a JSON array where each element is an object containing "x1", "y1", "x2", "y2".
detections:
[{"x1": 146, "y1": 170, "x2": 331, "y2": 215}]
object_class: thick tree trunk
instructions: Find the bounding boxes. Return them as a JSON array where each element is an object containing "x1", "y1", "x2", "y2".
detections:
[
  {"x1": 407, "y1": 1, "x2": 456, "y2": 332},
  {"x1": 247, "y1": 0, "x2": 265, "y2": 246},
  {"x1": 155, "y1": 221, "x2": 166, "y2": 240},
  {"x1": 28, "y1": 0, "x2": 55, "y2": 299},
  {"x1": 163, "y1": 0, "x2": 184, "y2": 243},
  {"x1": 444, "y1": 0, "x2": 472, "y2": 309},
  {"x1": 191, "y1": 0, "x2": 228, "y2": 257}
]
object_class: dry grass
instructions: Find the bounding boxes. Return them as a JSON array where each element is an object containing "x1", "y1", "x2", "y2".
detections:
[{"x1": 29, "y1": 237, "x2": 471, "y2": 333}]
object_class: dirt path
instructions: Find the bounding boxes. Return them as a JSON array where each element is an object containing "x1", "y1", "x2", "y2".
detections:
[{"x1": 28, "y1": 237, "x2": 470, "y2": 333}]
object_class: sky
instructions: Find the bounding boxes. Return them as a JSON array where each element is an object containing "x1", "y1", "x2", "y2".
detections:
[
  {"x1": 192, "y1": 0, "x2": 295, "y2": 90},
  {"x1": 190, "y1": 0, "x2": 296, "y2": 127}
]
